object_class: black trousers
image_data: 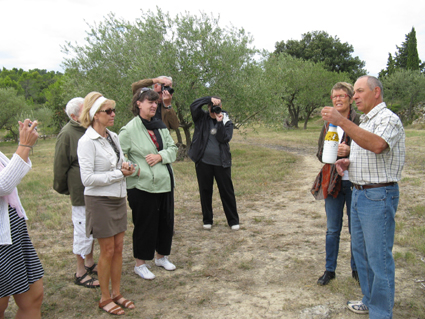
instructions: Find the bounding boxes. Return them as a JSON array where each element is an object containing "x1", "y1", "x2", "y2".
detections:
[
  {"x1": 195, "y1": 161, "x2": 239, "y2": 226},
  {"x1": 127, "y1": 188, "x2": 174, "y2": 260}
]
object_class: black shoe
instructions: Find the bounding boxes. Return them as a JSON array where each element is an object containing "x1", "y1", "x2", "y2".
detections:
[
  {"x1": 352, "y1": 270, "x2": 359, "y2": 283},
  {"x1": 317, "y1": 271, "x2": 335, "y2": 286}
]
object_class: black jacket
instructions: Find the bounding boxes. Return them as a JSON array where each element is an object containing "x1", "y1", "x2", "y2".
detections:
[{"x1": 188, "y1": 96, "x2": 233, "y2": 168}]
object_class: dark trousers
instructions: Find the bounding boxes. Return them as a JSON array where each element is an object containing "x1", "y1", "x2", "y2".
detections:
[
  {"x1": 127, "y1": 188, "x2": 174, "y2": 260},
  {"x1": 195, "y1": 161, "x2": 239, "y2": 226}
]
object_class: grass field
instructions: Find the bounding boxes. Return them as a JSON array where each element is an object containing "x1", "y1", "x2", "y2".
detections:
[{"x1": 2, "y1": 120, "x2": 425, "y2": 318}]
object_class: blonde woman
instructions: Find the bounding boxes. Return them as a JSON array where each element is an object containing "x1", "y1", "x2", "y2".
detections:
[{"x1": 77, "y1": 92, "x2": 135, "y2": 315}]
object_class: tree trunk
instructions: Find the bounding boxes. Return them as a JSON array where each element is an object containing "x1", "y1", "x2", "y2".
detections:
[
  {"x1": 284, "y1": 93, "x2": 299, "y2": 128},
  {"x1": 182, "y1": 123, "x2": 193, "y2": 148},
  {"x1": 303, "y1": 107, "x2": 315, "y2": 129},
  {"x1": 174, "y1": 128, "x2": 183, "y2": 145}
]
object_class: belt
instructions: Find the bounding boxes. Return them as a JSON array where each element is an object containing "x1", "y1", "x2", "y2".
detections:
[{"x1": 353, "y1": 182, "x2": 396, "y2": 190}]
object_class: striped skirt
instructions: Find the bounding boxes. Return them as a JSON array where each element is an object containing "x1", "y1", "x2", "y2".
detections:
[{"x1": 0, "y1": 206, "x2": 44, "y2": 298}]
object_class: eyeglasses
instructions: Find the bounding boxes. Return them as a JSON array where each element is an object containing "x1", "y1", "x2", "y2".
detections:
[
  {"x1": 331, "y1": 94, "x2": 350, "y2": 100},
  {"x1": 99, "y1": 108, "x2": 116, "y2": 115}
]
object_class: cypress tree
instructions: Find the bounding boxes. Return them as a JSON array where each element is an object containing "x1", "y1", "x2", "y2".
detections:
[
  {"x1": 406, "y1": 27, "x2": 420, "y2": 70},
  {"x1": 395, "y1": 32, "x2": 409, "y2": 69}
]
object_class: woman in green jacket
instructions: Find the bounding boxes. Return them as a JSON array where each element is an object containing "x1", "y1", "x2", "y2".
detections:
[{"x1": 119, "y1": 88, "x2": 178, "y2": 281}]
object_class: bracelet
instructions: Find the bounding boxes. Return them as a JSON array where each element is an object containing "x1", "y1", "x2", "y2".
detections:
[{"x1": 19, "y1": 144, "x2": 33, "y2": 148}]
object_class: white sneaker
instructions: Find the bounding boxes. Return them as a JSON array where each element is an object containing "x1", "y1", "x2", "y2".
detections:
[
  {"x1": 347, "y1": 300, "x2": 369, "y2": 314},
  {"x1": 231, "y1": 225, "x2": 240, "y2": 230},
  {"x1": 203, "y1": 224, "x2": 212, "y2": 230},
  {"x1": 155, "y1": 256, "x2": 176, "y2": 271},
  {"x1": 134, "y1": 264, "x2": 155, "y2": 280}
]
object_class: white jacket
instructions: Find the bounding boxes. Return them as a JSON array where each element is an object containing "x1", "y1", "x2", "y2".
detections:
[
  {"x1": 0, "y1": 152, "x2": 31, "y2": 245},
  {"x1": 77, "y1": 126, "x2": 126, "y2": 198}
]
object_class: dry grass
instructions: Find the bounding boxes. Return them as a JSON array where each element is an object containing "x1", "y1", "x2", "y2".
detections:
[{"x1": 2, "y1": 121, "x2": 425, "y2": 318}]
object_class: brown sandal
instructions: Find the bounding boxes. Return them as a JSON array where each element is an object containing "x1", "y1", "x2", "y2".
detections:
[
  {"x1": 113, "y1": 294, "x2": 135, "y2": 309},
  {"x1": 99, "y1": 299, "x2": 124, "y2": 315}
]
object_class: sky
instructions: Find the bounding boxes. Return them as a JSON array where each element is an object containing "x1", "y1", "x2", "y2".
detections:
[{"x1": 1, "y1": 0, "x2": 425, "y2": 77}]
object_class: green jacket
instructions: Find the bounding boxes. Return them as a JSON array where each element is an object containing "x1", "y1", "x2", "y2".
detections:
[
  {"x1": 119, "y1": 117, "x2": 177, "y2": 193},
  {"x1": 53, "y1": 120, "x2": 86, "y2": 206}
]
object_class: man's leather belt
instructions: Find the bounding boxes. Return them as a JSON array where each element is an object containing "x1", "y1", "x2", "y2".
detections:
[{"x1": 353, "y1": 182, "x2": 396, "y2": 190}]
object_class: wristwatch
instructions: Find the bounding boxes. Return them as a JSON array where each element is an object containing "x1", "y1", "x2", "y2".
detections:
[{"x1": 164, "y1": 105, "x2": 172, "y2": 109}]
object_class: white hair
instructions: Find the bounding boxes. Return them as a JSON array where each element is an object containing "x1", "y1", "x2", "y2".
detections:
[
  {"x1": 65, "y1": 97, "x2": 84, "y2": 119},
  {"x1": 158, "y1": 75, "x2": 172, "y2": 82}
]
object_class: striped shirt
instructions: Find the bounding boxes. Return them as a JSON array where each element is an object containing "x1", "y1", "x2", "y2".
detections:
[{"x1": 349, "y1": 102, "x2": 405, "y2": 185}]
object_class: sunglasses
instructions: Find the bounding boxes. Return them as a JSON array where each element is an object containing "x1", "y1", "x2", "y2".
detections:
[
  {"x1": 99, "y1": 108, "x2": 116, "y2": 115},
  {"x1": 139, "y1": 87, "x2": 152, "y2": 98}
]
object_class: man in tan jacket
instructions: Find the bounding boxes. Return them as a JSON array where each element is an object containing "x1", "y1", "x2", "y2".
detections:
[{"x1": 131, "y1": 76, "x2": 180, "y2": 130}]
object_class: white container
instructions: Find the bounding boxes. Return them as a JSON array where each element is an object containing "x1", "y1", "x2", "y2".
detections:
[{"x1": 322, "y1": 124, "x2": 339, "y2": 164}]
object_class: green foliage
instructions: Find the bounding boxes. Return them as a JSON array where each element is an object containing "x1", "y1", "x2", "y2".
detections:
[
  {"x1": 406, "y1": 28, "x2": 420, "y2": 71},
  {"x1": 33, "y1": 107, "x2": 55, "y2": 135},
  {"x1": 0, "y1": 88, "x2": 30, "y2": 141},
  {"x1": 0, "y1": 67, "x2": 64, "y2": 134},
  {"x1": 262, "y1": 53, "x2": 350, "y2": 129},
  {"x1": 379, "y1": 53, "x2": 396, "y2": 78},
  {"x1": 0, "y1": 67, "x2": 63, "y2": 104},
  {"x1": 274, "y1": 31, "x2": 366, "y2": 82},
  {"x1": 0, "y1": 75, "x2": 22, "y2": 93},
  {"x1": 44, "y1": 75, "x2": 67, "y2": 130},
  {"x1": 382, "y1": 69, "x2": 425, "y2": 121},
  {"x1": 380, "y1": 27, "x2": 423, "y2": 77},
  {"x1": 61, "y1": 9, "x2": 261, "y2": 147}
]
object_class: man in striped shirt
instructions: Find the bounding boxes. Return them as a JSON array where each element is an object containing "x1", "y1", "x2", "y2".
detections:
[{"x1": 321, "y1": 75, "x2": 405, "y2": 319}]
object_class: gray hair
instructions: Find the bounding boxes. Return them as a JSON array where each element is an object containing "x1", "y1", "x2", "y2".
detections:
[
  {"x1": 358, "y1": 75, "x2": 384, "y2": 98},
  {"x1": 158, "y1": 75, "x2": 172, "y2": 82},
  {"x1": 65, "y1": 97, "x2": 84, "y2": 119},
  {"x1": 331, "y1": 82, "x2": 354, "y2": 99}
]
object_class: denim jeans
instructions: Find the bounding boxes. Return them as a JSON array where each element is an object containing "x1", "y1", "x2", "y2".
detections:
[
  {"x1": 351, "y1": 184, "x2": 399, "y2": 319},
  {"x1": 324, "y1": 180, "x2": 356, "y2": 272}
]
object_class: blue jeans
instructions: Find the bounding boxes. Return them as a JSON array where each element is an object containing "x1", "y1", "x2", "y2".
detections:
[
  {"x1": 324, "y1": 180, "x2": 356, "y2": 272},
  {"x1": 351, "y1": 184, "x2": 399, "y2": 319}
]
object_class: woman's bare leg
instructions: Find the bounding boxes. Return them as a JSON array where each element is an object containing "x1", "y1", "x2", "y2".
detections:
[
  {"x1": 13, "y1": 278, "x2": 44, "y2": 319},
  {"x1": 97, "y1": 237, "x2": 124, "y2": 314},
  {"x1": 110, "y1": 232, "x2": 134, "y2": 309},
  {"x1": 0, "y1": 295, "x2": 11, "y2": 319}
]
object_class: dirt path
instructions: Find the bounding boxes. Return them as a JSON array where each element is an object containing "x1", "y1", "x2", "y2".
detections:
[
  {"x1": 156, "y1": 143, "x2": 420, "y2": 319},
  {"x1": 134, "y1": 147, "x2": 366, "y2": 319}
]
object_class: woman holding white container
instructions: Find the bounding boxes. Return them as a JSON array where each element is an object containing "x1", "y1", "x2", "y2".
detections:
[{"x1": 311, "y1": 82, "x2": 360, "y2": 286}]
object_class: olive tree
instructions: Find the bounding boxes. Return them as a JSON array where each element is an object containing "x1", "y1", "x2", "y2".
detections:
[
  {"x1": 61, "y1": 9, "x2": 261, "y2": 148},
  {"x1": 274, "y1": 31, "x2": 366, "y2": 82},
  {"x1": 383, "y1": 69, "x2": 425, "y2": 121},
  {"x1": 262, "y1": 54, "x2": 349, "y2": 129}
]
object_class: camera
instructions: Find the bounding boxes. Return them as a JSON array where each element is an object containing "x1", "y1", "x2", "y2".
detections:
[
  {"x1": 161, "y1": 85, "x2": 174, "y2": 95},
  {"x1": 211, "y1": 105, "x2": 222, "y2": 114}
]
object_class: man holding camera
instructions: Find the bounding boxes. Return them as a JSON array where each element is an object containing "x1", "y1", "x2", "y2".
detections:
[
  {"x1": 188, "y1": 96, "x2": 240, "y2": 231},
  {"x1": 131, "y1": 76, "x2": 179, "y2": 130}
]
